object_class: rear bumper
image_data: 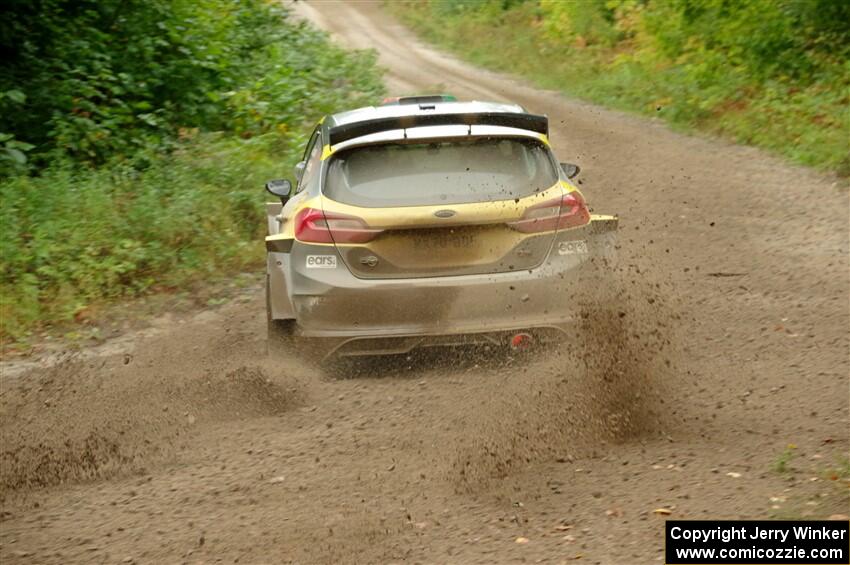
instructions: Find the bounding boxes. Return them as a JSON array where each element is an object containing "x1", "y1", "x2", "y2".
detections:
[
  {"x1": 268, "y1": 218, "x2": 617, "y2": 349},
  {"x1": 322, "y1": 325, "x2": 568, "y2": 358}
]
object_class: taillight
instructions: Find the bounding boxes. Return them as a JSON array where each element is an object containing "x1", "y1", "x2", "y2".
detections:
[
  {"x1": 508, "y1": 191, "x2": 590, "y2": 233},
  {"x1": 294, "y1": 207, "x2": 383, "y2": 244}
]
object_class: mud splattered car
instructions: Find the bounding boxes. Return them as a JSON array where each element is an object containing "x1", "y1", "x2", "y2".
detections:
[{"x1": 264, "y1": 95, "x2": 618, "y2": 360}]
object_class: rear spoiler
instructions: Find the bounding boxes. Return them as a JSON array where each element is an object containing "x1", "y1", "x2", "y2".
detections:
[{"x1": 327, "y1": 112, "x2": 548, "y2": 146}]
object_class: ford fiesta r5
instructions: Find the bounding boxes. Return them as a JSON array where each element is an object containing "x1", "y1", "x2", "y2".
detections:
[{"x1": 264, "y1": 96, "x2": 618, "y2": 360}]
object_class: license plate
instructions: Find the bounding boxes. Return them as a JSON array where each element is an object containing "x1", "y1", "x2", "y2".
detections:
[{"x1": 412, "y1": 231, "x2": 475, "y2": 250}]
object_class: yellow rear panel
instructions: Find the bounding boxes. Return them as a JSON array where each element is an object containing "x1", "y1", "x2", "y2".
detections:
[{"x1": 321, "y1": 182, "x2": 574, "y2": 278}]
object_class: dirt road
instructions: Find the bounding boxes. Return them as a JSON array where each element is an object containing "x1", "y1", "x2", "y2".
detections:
[{"x1": 1, "y1": 1, "x2": 848, "y2": 563}]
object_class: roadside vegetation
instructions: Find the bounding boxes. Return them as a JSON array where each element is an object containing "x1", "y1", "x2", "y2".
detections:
[
  {"x1": 0, "y1": 0, "x2": 383, "y2": 343},
  {"x1": 390, "y1": 0, "x2": 850, "y2": 176}
]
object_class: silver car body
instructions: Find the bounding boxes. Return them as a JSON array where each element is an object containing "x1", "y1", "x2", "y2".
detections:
[{"x1": 265, "y1": 99, "x2": 617, "y2": 358}]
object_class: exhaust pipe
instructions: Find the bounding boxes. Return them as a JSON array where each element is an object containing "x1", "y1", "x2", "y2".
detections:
[{"x1": 509, "y1": 332, "x2": 534, "y2": 351}]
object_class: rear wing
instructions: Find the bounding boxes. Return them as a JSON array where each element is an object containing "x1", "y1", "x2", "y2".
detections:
[{"x1": 327, "y1": 112, "x2": 548, "y2": 146}]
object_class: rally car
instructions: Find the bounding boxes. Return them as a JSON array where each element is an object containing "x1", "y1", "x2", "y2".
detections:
[{"x1": 264, "y1": 95, "x2": 617, "y2": 360}]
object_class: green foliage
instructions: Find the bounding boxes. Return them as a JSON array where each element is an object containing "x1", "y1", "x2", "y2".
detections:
[
  {"x1": 0, "y1": 90, "x2": 34, "y2": 176},
  {"x1": 826, "y1": 457, "x2": 850, "y2": 481},
  {"x1": 0, "y1": 0, "x2": 382, "y2": 168},
  {"x1": 1, "y1": 134, "x2": 282, "y2": 338},
  {"x1": 644, "y1": 0, "x2": 850, "y2": 78},
  {"x1": 0, "y1": 132, "x2": 34, "y2": 177},
  {"x1": 0, "y1": 1, "x2": 384, "y2": 341},
  {"x1": 392, "y1": 0, "x2": 850, "y2": 175},
  {"x1": 773, "y1": 445, "x2": 796, "y2": 473},
  {"x1": 541, "y1": 0, "x2": 622, "y2": 47}
]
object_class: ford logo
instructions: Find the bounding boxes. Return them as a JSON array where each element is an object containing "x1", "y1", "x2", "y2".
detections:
[{"x1": 434, "y1": 209, "x2": 456, "y2": 218}]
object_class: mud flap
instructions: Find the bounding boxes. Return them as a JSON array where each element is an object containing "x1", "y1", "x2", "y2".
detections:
[{"x1": 584, "y1": 215, "x2": 619, "y2": 268}]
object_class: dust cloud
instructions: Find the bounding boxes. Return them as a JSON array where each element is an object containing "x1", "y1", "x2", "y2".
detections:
[
  {"x1": 0, "y1": 324, "x2": 302, "y2": 498},
  {"x1": 449, "y1": 258, "x2": 684, "y2": 490}
]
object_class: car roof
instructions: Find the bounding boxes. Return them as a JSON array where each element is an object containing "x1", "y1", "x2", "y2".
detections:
[{"x1": 323, "y1": 100, "x2": 527, "y2": 129}]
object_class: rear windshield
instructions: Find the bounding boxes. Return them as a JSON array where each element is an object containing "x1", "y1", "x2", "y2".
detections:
[{"x1": 323, "y1": 137, "x2": 558, "y2": 207}]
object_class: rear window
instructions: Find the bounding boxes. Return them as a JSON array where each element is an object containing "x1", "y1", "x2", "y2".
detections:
[{"x1": 323, "y1": 137, "x2": 558, "y2": 207}]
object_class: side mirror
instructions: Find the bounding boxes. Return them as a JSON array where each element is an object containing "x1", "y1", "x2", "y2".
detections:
[
  {"x1": 265, "y1": 179, "x2": 292, "y2": 205},
  {"x1": 560, "y1": 162, "x2": 581, "y2": 179},
  {"x1": 293, "y1": 161, "x2": 306, "y2": 182}
]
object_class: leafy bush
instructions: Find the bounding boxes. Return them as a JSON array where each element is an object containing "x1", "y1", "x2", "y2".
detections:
[
  {"x1": 0, "y1": 0, "x2": 383, "y2": 168},
  {"x1": 0, "y1": 1, "x2": 384, "y2": 341},
  {"x1": 540, "y1": 0, "x2": 621, "y2": 47},
  {"x1": 1, "y1": 134, "x2": 279, "y2": 338},
  {"x1": 392, "y1": 0, "x2": 850, "y2": 175}
]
